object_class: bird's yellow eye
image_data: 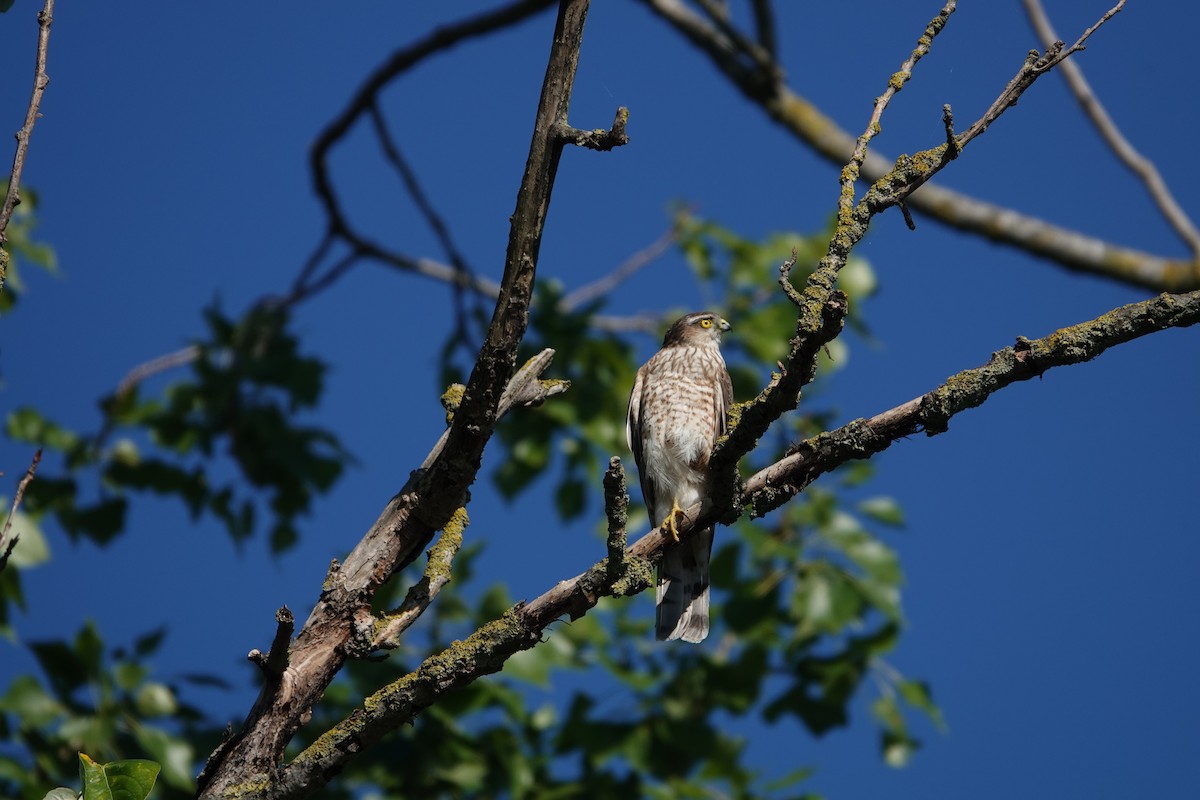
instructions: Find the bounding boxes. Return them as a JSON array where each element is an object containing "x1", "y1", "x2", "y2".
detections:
[{"x1": 699, "y1": 318, "x2": 713, "y2": 328}]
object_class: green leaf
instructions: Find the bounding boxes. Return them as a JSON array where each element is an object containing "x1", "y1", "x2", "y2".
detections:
[
  {"x1": 132, "y1": 726, "x2": 193, "y2": 790},
  {"x1": 0, "y1": 674, "x2": 65, "y2": 726},
  {"x1": 6, "y1": 408, "x2": 81, "y2": 452},
  {"x1": 897, "y1": 679, "x2": 946, "y2": 730},
  {"x1": 858, "y1": 496, "x2": 905, "y2": 527},
  {"x1": 41, "y1": 789, "x2": 79, "y2": 800},
  {"x1": 134, "y1": 683, "x2": 177, "y2": 717},
  {"x1": 554, "y1": 477, "x2": 586, "y2": 520},
  {"x1": 78, "y1": 753, "x2": 159, "y2": 800},
  {"x1": 1, "y1": 504, "x2": 50, "y2": 568}
]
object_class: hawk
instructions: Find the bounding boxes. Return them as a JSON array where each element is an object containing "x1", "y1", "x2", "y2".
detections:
[{"x1": 626, "y1": 311, "x2": 733, "y2": 642}]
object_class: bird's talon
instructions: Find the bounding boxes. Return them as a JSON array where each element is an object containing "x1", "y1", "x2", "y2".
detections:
[{"x1": 660, "y1": 500, "x2": 684, "y2": 542}]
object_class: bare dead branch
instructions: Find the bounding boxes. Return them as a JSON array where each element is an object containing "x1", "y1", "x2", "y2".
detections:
[
  {"x1": 286, "y1": 0, "x2": 555, "y2": 307},
  {"x1": 749, "y1": 0, "x2": 778, "y2": 59},
  {"x1": 197, "y1": 4, "x2": 603, "y2": 791},
  {"x1": 0, "y1": 449, "x2": 41, "y2": 574},
  {"x1": 0, "y1": 0, "x2": 54, "y2": 249},
  {"x1": 1021, "y1": 0, "x2": 1200, "y2": 257},
  {"x1": 638, "y1": 0, "x2": 1199, "y2": 292},
  {"x1": 559, "y1": 225, "x2": 677, "y2": 311},
  {"x1": 246, "y1": 607, "x2": 296, "y2": 680},
  {"x1": 367, "y1": 105, "x2": 483, "y2": 353},
  {"x1": 198, "y1": 347, "x2": 568, "y2": 799},
  {"x1": 555, "y1": 106, "x2": 630, "y2": 151},
  {"x1": 114, "y1": 345, "x2": 201, "y2": 398}
]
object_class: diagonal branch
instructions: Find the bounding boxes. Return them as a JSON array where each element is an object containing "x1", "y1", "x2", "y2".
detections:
[
  {"x1": 0, "y1": 449, "x2": 41, "y2": 574},
  {"x1": 743, "y1": 288, "x2": 1200, "y2": 516},
  {"x1": 281, "y1": 287, "x2": 1200, "y2": 791},
  {"x1": 1021, "y1": 0, "x2": 1200, "y2": 257},
  {"x1": 709, "y1": 1, "x2": 957, "y2": 516},
  {"x1": 197, "y1": 1, "x2": 607, "y2": 794},
  {"x1": 638, "y1": 0, "x2": 1200, "y2": 293},
  {"x1": 0, "y1": 0, "x2": 54, "y2": 251}
]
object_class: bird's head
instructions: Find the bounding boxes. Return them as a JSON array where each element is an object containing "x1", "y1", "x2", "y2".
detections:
[{"x1": 661, "y1": 311, "x2": 731, "y2": 347}]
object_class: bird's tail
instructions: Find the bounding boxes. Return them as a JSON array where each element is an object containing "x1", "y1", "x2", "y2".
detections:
[{"x1": 656, "y1": 526, "x2": 714, "y2": 643}]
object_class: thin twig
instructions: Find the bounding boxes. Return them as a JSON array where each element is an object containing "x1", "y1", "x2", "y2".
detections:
[
  {"x1": 0, "y1": 449, "x2": 42, "y2": 573},
  {"x1": 0, "y1": 0, "x2": 54, "y2": 247},
  {"x1": 639, "y1": 0, "x2": 1198, "y2": 292},
  {"x1": 559, "y1": 225, "x2": 677, "y2": 311},
  {"x1": 368, "y1": 102, "x2": 481, "y2": 349},
  {"x1": 958, "y1": 0, "x2": 1125, "y2": 145},
  {"x1": 1021, "y1": 0, "x2": 1199, "y2": 256},
  {"x1": 749, "y1": 0, "x2": 777, "y2": 59},
  {"x1": 840, "y1": 1, "x2": 955, "y2": 216},
  {"x1": 115, "y1": 345, "x2": 201, "y2": 398},
  {"x1": 286, "y1": 230, "x2": 336, "y2": 302}
]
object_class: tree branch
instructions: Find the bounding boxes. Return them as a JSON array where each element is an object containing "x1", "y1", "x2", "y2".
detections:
[
  {"x1": 0, "y1": 449, "x2": 41, "y2": 574},
  {"x1": 296, "y1": 0, "x2": 556, "y2": 306},
  {"x1": 0, "y1": 0, "x2": 54, "y2": 252},
  {"x1": 709, "y1": 0, "x2": 956, "y2": 519},
  {"x1": 1021, "y1": 0, "x2": 1200, "y2": 257},
  {"x1": 559, "y1": 224, "x2": 676, "y2": 311},
  {"x1": 281, "y1": 286, "x2": 1200, "y2": 787},
  {"x1": 197, "y1": 0, "x2": 605, "y2": 791},
  {"x1": 638, "y1": 0, "x2": 1199, "y2": 292},
  {"x1": 743, "y1": 288, "x2": 1200, "y2": 516}
]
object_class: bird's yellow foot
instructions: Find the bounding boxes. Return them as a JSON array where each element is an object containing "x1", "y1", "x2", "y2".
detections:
[{"x1": 659, "y1": 500, "x2": 685, "y2": 542}]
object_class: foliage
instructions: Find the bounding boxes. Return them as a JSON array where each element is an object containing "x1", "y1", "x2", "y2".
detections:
[
  {"x1": 2, "y1": 212, "x2": 940, "y2": 796},
  {"x1": 5, "y1": 304, "x2": 349, "y2": 555},
  {"x1": 0, "y1": 183, "x2": 57, "y2": 313},
  {"x1": 0, "y1": 622, "x2": 211, "y2": 799},
  {"x1": 66, "y1": 753, "x2": 159, "y2": 800},
  {"x1": 2, "y1": 213, "x2": 937, "y2": 796}
]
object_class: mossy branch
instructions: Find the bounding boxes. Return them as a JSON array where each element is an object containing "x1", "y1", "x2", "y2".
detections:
[
  {"x1": 743, "y1": 289, "x2": 1200, "y2": 516},
  {"x1": 272, "y1": 285, "x2": 1200, "y2": 797},
  {"x1": 709, "y1": 1, "x2": 955, "y2": 518},
  {"x1": 639, "y1": 0, "x2": 1195, "y2": 292},
  {"x1": 709, "y1": 0, "x2": 1127, "y2": 522}
]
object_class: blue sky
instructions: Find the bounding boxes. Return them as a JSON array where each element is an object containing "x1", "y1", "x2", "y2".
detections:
[{"x1": 2, "y1": 1, "x2": 1198, "y2": 798}]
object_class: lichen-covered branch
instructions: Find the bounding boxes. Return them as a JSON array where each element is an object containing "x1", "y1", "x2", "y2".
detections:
[
  {"x1": 198, "y1": 349, "x2": 569, "y2": 799},
  {"x1": 709, "y1": 0, "x2": 1125, "y2": 522},
  {"x1": 602, "y1": 456, "x2": 630, "y2": 587},
  {"x1": 709, "y1": 1, "x2": 956, "y2": 516},
  {"x1": 638, "y1": 0, "x2": 1198, "y2": 292},
  {"x1": 277, "y1": 288, "x2": 1200, "y2": 783},
  {"x1": 743, "y1": 289, "x2": 1200, "y2": 516},
  {"x1": 368, "y1": 507, "x2": 468, "y2": 651}
]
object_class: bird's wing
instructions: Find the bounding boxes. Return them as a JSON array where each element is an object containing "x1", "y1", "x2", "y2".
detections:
[
  {"x1": 626, "y1": 365, "x2": 657, "y2": 521},
  {"x1": 716, "y1": 364, "x2": 733, "y2": 439}
]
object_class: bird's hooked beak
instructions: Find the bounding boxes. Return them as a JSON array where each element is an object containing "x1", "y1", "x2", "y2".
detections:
[{"x1": 717, "y1": 318, "x2": 731, "y2": 333}]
